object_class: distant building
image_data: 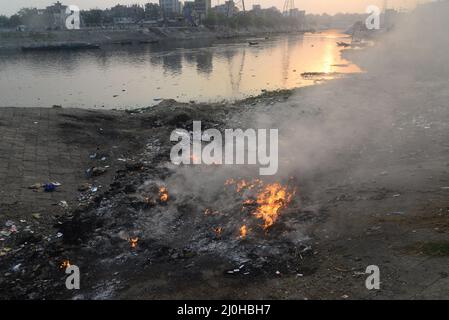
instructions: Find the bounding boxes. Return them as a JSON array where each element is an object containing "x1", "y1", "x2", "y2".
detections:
[
  {"x1": 267, "y1": 6, "x2": 280, "y2": 13},
  {"x1": 382, "y1": 8, "x2": 398, "y2": 30},
  {"x1": 19, "y1": 2, "x2": 73, "y2": 30},
  {"x1": 213, "y1": 1, "x2": 239, "y2": 17},
  {"x1": 287, "y1": 8, "x2": 298, "y2": 17},
  {"x1": 145, "y1": 3, "x2": 162, "y2": 20},
  {"x1": 111, "y1": 4, "x2": 145, "y2": 22},
  {"x1": 252, "y1": 4, "x2": 261, "y2": 11},
  {"x1": 194, "y1": 0, "x2": 212, "y2": 17},
  {"x1": 159, "y1": 0, "x2": 181, "y2": 17},
  {"x1": 113, "y1": 17, "x2": 136, "y2": 26},
  {"x1": 182, "y1": 0, "x2": 211, "y2": 25},
  {"x1": 183, "y1": 1, "x2": 196, "y2": 24},
  {"x1": 45, "y1": 1, "x2": 69, "y2": 30}
]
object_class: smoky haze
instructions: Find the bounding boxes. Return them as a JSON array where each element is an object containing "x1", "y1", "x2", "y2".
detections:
[
  {"x1": 256, "y1": 0, "x2": 449, "y2": 183},
  {"x1": 0, "y1": 0, "x2": 425, "y2": 16},
  {"x1": 166, "y1": 0, "x2": 449, "y2": 206}
]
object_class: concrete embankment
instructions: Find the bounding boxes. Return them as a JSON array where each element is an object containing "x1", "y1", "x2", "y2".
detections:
[{"x1": 0, "y1": 26, "x2": 306, "y2": 51}]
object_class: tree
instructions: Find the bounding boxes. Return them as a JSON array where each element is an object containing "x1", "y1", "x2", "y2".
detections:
[
  {"x1": 145, "y1": 3, "x2": 161, "y2": 20},
  {"x1": 0, "y1": 15, "x2": 9, "y2": 27},
  {"x1": 8, "y1": 14, "x2": 22, "y2": 27},
  {"x1": 17, "y1": 8, "x2": 39, "y2": 20},
  {"x1": 81, "y1": 9, "x2": 103, "y2": 26}
]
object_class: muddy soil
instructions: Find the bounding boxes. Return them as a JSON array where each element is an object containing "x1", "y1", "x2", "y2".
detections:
[{"x1": 1, "y1": 77, "x2": 448, "y2": 299}]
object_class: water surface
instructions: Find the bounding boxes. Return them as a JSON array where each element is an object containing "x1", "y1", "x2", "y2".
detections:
[{"x1": 0, "y1": 30, "x2": 360, "y2": 109}]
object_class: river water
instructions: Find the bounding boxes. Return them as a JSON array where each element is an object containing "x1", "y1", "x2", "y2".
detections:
[{"x1": 0, "y1": 30, "x2": 360, "y2": 109}]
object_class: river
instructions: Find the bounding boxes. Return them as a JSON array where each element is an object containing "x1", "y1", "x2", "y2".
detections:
[{"x1": 0, "y1": 30, "x2": 361, "y2": 109}]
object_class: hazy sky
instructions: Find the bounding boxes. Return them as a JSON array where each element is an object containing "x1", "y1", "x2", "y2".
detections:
[{"x1": 0, "y1": 0, "x2": 423, "y2": 16}]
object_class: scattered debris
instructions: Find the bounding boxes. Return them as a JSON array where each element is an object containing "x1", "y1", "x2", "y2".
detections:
[
  {"x1": 239, "y1": 225, "x2": 247, "y2": 239},
  {"x1": 31, "y1": 213, "x2": 41, "y2": 219},
  {"x1": 86, "y1": 166, "x2": 108, "y2": 177},
  {"x1": 336, "y1": 41, "x2": 351, "y2": 47},
  {"x1": 12, "y1": 264, "x2": 22, "y2": 273},
  {"x1": 60, "y1": 260, "x2": 71, "y2": 270},
  {"x1": 129, "y1": 237, "x2": 139, "y2": 249},
  {"x1": 78, "y1": 183, "x2": 92, "y2": 192},
  {"x1": 301, "y1": 72, "x2": 342, "y2": 79},
  {"x1": 59, "y1": 201, "x2": 69, "y2": 209},
  {"x1": 44, "y1": 183, "x2": 57, "y2": 192}
]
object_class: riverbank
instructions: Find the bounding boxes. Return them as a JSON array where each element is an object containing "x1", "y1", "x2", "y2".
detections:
[
  {"x1": 0, "y1": 26, "x2": 307, "y2": 51},
  {"x1": 1, "y1": 64, "x2": 449, "y2": 299}
]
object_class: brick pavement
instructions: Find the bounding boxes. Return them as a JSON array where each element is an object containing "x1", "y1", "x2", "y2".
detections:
[{"x1": 0, "y1": 107, "x2": 144, "y2": 221}]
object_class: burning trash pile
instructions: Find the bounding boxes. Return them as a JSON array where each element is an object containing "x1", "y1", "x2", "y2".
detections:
[
  {"x1": 0, "y1": 162, "x2": 319, "y2": 299},
  {"x1": 53, "y1": 162, "x2": 316, "y2": 285},
  {"x1": 223, "y1": 178, "x2": 296, "y2": 233}
]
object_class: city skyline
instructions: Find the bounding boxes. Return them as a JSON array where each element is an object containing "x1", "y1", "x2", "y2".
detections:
[{"x1": 0, "y1": 0, "x2": 425, "y2": 16}]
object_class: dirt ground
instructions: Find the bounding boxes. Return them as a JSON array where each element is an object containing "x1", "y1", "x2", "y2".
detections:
[{"x1": 0, "y1": 82, "x2": 448, "y2": 299}]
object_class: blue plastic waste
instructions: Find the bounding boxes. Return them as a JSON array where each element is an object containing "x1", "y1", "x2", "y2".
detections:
[{"x1": 44, "y1": 183, "x2": 56, "y2": 192}]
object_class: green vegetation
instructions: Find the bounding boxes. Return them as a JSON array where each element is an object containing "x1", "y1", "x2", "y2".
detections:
[
  {"x1": 0, "y1": 14, "x2": 22, "y2": 28},
  {"x1": 405, "y1": 241, "x2": 449, "y2": 257},
  {"x1": 203, "y1": 11, "x2": 302, "y2": 29}
]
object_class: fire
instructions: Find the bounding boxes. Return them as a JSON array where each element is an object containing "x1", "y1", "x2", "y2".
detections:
[
  {"x1": 159, "y1": 187, "x2": 169, "y2": 202},
  {"x1": 204, "y1": 208, "x2": 220, "y2": 216},
  {"x1": 226, "y1": 178, "x2": 296, "y2": 230},
  {"x1": 236, "y1": 180, "x2": 248, "y2": 192},
  {"x1": 225, "y1": 178, "x2": 263, "y2": 192},
  {"x1": 254, "y1": 182, "x2": 295, "y2": 230},
  {"x1": 213, "y1": 227, "x2": 222, "y2": 237},
  {"x1": 239, "y1": 225, "x2": 247, "y2": 238},
  {"x1": 60, "y1": 260, "x2": 71, "y2": 270},
  {"x1": 130, "y1": 237, "x2": 139, "y2": 249}
]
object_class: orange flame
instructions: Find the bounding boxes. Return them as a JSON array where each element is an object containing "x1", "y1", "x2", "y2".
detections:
[
  {"x1": 159, "y1": 187, "x2": 169, "y2": 202},
  {"x1": 236, "y1": 180, "x2": 248, "y2": 192},
  {"x1": 60, "y1": 260, "x2": 71, "y2": 270},
  {"x1": 130, "y1": 237, "x2": 139, "y2": 249},
  {"x1": 214, "y1": 227, "x2": 222, "y2": 237},
  {"x1": 254, "y1": 183, "x2": 295, "y2": 230},
  {"x1": 225, "y1": 178, "x2": 263, "y2": 192},
  {"x1": 239, "y1": 225, "x2": 247, "y2": 238}
]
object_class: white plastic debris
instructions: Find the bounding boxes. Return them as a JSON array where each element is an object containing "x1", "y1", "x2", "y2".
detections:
[
  {"x1": 12, "y1": 263, "x2": 22, "y2": 272},
  {"x1": 59, "y1": 201, "x2": 69, "y2": 209}
]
